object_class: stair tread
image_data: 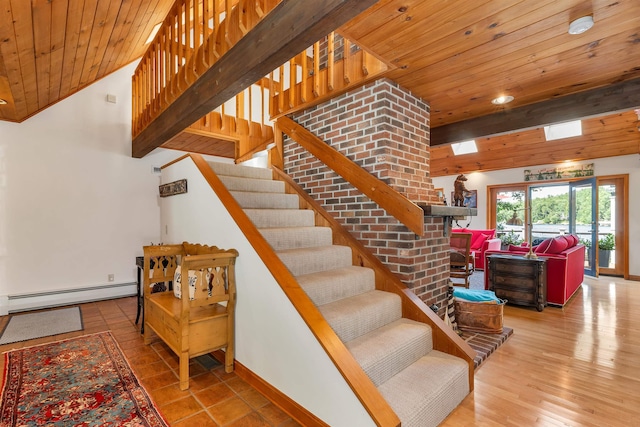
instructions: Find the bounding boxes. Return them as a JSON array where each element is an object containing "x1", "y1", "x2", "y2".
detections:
[
  {"x1": 379, "y1": 351, "x2": 469, "y2": 427},
  {"x1": 219, "y1": 175, "x2": 284, "y2": 193},
  {"x1": 319, "y1": 290, "x2": 401, "y2": 342},
  {"x1": 208, "y1": 161, "x2": 272, "y2": 180},
  {"x1": 231, "y1": 191, "x2": 299, "y2": 209},
  {"x1": 346, "y1": 318, "x2": 433, "y2": 387},
  {"x1": 297, "y1": 266, "x2": 375, "y2": 306}
]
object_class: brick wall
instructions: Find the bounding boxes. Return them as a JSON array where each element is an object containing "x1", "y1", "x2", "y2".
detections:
[{"x1": 283, "y1": 78, "x2": 451, "y2": 315}]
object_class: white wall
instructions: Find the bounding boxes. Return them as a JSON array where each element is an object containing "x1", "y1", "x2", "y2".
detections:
[
  {"x1": 161, "y1": 157, "x2": 375, "y2": 426},
  {"x1": 0, "y1": 62, "x2": 188, "y2": 312},
  {"x1": 432, "y1": 155, "x2": 640, "y2": 276}
]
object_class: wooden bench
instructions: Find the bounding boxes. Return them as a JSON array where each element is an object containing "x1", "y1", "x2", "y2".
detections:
[{"x1": 142, "y1": 242, "x2": 238, "y2": 390}]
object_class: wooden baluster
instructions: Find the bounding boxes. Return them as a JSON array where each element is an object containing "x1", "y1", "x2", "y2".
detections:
[
  {"x1": 184, "y1": 0, "x2": 194, "y2": 83},
  {"x1": 362, "y1": 50, "x2": 371, "y2": 76},
  {"x1": 343, "y1": 38, "x2": 351, "y2": 84},
  {"x1": 225, "y1": 0, "x2": 232, "y2": 47},
  {"x1": 248, "y1": 85, "x2": 253, "y2": 136},
  {"x1": 176, "y1": 2, "x2": 184, "y2": 91},
  {"x1": 255, "y1": 0, "x2": 264, "y2": 17},
  {"x1": 301, "y1": 50, "x2": 308, "y2": 103},
  {"x1": 238, "y1": 0, "x2": 248, "y2": 34},
  {"x1": 278, "y1": 65, "x2": 285, "y2": 113},
  {"x1": 327, "y1": 32, "x2": 334, "y2": 91},
  {"x1": 289, "y1": 58, "x2": 295, "y2": 108},
  {"x1": 193, "y1": 0, "x2": 201, "y2": 75},
  {"x1": 313, "y1": 41, "x2": 320, "y2": 97},
  {"x1": 270, "y1": 70, "x2": 278, "y2": 116}
]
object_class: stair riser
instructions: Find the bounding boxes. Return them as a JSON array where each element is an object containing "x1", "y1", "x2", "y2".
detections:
[
  {"x1": 277, "y1": 246, "x2": 353, "y2": 276},
  {"x1": 261, "y1": 227, "x2": 333, "y2": 251},
  {"x1": 231, "y1": 192, "x2": 299, "y2": 209},
  {"x1": 219, "y1": 176, "x2": 285, "y2": 193},
  {"x1": 245, "y1": 209, "x2": 316, "y2": 228},
  {"x1": 208, "y1": 161, "x2": 273, "y2": 180}
]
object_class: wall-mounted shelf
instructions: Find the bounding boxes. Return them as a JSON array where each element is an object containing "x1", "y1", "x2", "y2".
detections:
[{"x1": 418, "y1": 204, "x2": 477, "y2": 236}]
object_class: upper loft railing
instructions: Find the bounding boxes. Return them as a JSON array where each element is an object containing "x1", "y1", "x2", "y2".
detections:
[
  {"x1": 132, "y1": 0, "x2": 282, "y2": 139},
  {"x1": 269, "y1": 32, "x2": 390, "y2": 120},
  {"x1": 131, "y1": 0, "x2": 390, "y2": 160}
]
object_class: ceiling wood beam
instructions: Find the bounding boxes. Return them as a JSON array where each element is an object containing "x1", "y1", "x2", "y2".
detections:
[
  {"x1": 132, "y1": 0, "x2": 379, "y2": 158},
  {"x1": 430, "y1": 77, "x2": 640, "y2": 147}
]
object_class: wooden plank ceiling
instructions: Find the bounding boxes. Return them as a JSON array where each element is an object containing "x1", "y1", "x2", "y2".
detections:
[{"x1": 0, "y1": 0, "x2": 638, "y2": 174}]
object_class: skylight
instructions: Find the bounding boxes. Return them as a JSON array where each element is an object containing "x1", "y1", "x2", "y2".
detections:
[
  {"x1": 451, "y1": 140, "x2": 478, "y2": 156},
  {"x1": 544, "y1": 120, "x2": 582, "y2": 141}
]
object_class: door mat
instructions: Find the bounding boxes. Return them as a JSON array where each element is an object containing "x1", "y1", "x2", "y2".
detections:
[
  {"x1": 0, "y1": 306, "x2": 83, "y2": 345},
  {"x1": 0, "y1": 332, "x2": 167, "y2": 426}
]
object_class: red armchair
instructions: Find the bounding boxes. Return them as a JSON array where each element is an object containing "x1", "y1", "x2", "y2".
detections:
[{"x1": 452, "y1": 228, "x2": 502, "y2": 270}]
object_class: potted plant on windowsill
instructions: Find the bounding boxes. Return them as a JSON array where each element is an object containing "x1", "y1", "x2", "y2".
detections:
[
  {"x1": 499, "y1": 230, "x2": 524, "y2": 250},
  {"x1": 598, "y1": 233, "x2": 615, "y2": 268}
]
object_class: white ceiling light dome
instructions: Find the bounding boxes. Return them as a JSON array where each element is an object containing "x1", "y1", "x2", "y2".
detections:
[{"x1": 568, "y1": 16, "x2": 594, "y2": 35}]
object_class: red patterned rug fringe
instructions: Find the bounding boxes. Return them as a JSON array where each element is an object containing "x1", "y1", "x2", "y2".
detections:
[{"x1": 0, "y1": 331, "x2": 167, "y2": 426}]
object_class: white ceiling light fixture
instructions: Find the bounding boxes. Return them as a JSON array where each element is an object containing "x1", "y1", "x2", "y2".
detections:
[
  {"x1": 568, "y1": 16, "x2": 594, "y2": 35},
  {"x1": 0, "y1": 99, "x2": 7, "y2": 105},
  {"x1": 451, "y1": 140, "x2": 478, "y2": 156},
  {"x1": 491, "y1": 95, "x2": 514, "y2": 105}
]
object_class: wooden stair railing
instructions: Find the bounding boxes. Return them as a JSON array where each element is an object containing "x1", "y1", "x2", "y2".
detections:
[
  {"x1": 277, "y1": 116, "x2": 425, "y2": 236},
  {"x1": 269, "y1": 32, "x2": 391, "y2": 120},
  {"x1": 188, "y1": 153, "x2": 401, "y2": 427},
  {"x1": 271, "y1": 165, "x2": 476, "y2": 392},
  {"x1": 131, "y1": 0, "x2": 378, "y2": 158},
  {"x1": 132, "y1": 0, "x2": 284, "y2": 141}
]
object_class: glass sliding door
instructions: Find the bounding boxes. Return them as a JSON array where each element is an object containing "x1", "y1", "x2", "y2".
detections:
[
  {"x1": 570, "y1": 178, "x2": 596, "y2": 276},
  {"x1": 529, "y1": 184, "x2": 569, "y2": 245}
]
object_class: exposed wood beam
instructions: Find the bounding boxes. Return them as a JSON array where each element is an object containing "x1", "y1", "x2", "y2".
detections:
[
  {"x1": 132, "y1": 0, "x2": 380, "y2": 158},
  {"x1": 430, "y1": 77, "x2": 640, "y2": 147}
]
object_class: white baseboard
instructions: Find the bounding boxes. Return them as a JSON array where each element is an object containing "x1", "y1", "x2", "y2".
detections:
[{"x1": 0, "y1": 282, "x2": 137, "y2": 315}]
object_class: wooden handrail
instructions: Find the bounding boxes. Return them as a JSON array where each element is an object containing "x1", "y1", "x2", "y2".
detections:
[
  {"x1": 277, "y1": 116, "x2": 425, "y2": 236},
  {"x1": 271, "y1": 166, "x2": 476, "y2": 391}
]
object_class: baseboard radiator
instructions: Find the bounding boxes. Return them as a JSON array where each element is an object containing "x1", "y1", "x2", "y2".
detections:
[{"x1": 1, "y1": 282, "x2": 137, "y2": 315}]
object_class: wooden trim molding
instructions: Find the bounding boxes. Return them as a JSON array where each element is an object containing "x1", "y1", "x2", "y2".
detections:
[{"x1": 210, "y1": 350, "x2": 329, "y2": 427}]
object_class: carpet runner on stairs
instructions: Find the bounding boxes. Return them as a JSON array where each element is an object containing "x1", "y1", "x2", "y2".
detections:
[{"x1": 209, "y1": 161, "x2": 469, "y2": 427}]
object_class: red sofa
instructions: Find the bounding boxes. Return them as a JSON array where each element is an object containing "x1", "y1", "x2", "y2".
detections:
[
  {"x1": 452, "y1": 228, "x2": 502, "y2": 270},
  {"x1": 484, "y1": 234, "x2": 585, "y2": 306}
]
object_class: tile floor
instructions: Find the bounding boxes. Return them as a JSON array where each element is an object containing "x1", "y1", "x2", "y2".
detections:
[{"x1": 0, "y1": 297, "x2": 302, "y2": 427}]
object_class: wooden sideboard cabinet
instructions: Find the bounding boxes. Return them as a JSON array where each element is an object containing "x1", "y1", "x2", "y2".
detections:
[{"x1": 487, "y1": 254, "x2": 547, "y2": 311}]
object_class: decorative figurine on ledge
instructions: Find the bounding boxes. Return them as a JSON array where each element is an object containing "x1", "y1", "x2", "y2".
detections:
[{"x1": 453, "y1": 174, "x2": 470, "y2": 207}]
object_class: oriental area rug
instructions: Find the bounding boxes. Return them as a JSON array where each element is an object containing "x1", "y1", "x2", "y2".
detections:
[{"x1": 0, "y1": 332, "x2": 167, "y2": 427}]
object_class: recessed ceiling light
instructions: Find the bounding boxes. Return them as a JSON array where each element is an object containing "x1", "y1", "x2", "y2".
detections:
[
  {"x1": 568, "y1": 16, "x2": 594, "y2": 35},
  {"x1": 491, "y1": 95, "x2": 514, "y2": 105},
  {"x1": 0, "y1": 99, "x2": 7, "y2": 105}
]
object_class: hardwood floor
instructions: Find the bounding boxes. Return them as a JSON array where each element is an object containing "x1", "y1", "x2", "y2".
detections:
[
  {"x1": 443, "y1": 274, "x2": 640, "y2": 426},
  {"x1": 0, "y1": 274, "x2": 638, "y2": 426}
]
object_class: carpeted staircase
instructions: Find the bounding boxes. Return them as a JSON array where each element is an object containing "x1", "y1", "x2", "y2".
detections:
[{"x1": 209, "y1": 161, "x2": 469, "y2": 426}]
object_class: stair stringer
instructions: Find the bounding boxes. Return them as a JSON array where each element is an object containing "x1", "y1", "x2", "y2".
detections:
[{"x1": 159, "y1": 153, "x2": 398, "y2": 427}]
